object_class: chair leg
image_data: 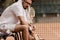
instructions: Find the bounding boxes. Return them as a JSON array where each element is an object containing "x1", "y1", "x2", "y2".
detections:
[
  {"x1": 19, "y1": 32, "x2": 23, "y2": 40},
  {"x1": 12, "y1": 32, "x2": 23, "y2": 40},
  {"x1": 14, "y1": 33, "x2": 17, "y2": 40},
  {"x1": 16, "y1": 33, "x2": 19, "y2": 40},
  {"x1": 14, "y1": 32, "x2": 19, "y2": 40}
]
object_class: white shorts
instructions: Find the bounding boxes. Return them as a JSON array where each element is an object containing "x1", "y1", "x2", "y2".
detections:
[{"x1": 0, "y1": 24, "x2": 16, "y2": 31}]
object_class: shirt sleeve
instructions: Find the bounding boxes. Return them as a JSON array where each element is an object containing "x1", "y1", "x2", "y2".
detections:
[{"x1": 12, "y1": 5, "x2": 24, "y2": 16}]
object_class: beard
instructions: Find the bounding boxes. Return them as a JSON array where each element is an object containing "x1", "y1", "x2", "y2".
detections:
[{"x1": 23, "y1": 6, "x2": 28, "y2": 9}]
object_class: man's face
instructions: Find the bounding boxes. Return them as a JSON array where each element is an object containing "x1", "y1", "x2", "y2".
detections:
[{"x1": 22, "y1": 0, "x2": 32, "y2": 9}]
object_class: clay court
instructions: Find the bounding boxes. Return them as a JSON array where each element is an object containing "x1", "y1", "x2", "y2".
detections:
[{"x1": 35, "y1": 23, "x2": 60, "y2": 40}]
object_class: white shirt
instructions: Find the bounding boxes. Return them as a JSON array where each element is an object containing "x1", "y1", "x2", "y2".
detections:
[
  {"x1": 0, "y1": 0, "x2": 23, "y2": 24},
  {"x1": 0, "y1": 0, "x2": 31, "y2": 24},
  {"x1": 23, "y1": 9, "x2": 32, "y2": 24}
]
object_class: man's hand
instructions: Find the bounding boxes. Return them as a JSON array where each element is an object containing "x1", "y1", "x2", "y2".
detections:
[
  {"x1": 29, "y1": 24, "x2": 36, "y2": 31},
  {"x1": 28, "y1": 24, "x2": 36, "y2": 35}
]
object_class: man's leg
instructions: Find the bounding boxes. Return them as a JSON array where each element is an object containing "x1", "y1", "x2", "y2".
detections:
[
  {"x1": 6, "y1": 36, "x2": 14, "y2": 40},
  {"x1": 28, "y1": 25, "x2": 36, "y2": 40},
  {"x1": 28, "y1": 33, "x2": 34, "y2": 40},
  {"x1": 13, "y1": 24, "x2": 28, "y2": 40},
  {"x1": 28, "y1": 31, "x2": 36, "y2": 40}
]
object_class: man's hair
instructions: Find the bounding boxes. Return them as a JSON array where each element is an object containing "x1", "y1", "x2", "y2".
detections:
[
  {"x1": 15, "y1": 0, "x2": 18, "y2": 2},
  {"x1": 23, "y1": 0, "x2": 32, "y2": 2},
  {"x1": 23, "y1": 0, "x2": 25, "y2": 2}
]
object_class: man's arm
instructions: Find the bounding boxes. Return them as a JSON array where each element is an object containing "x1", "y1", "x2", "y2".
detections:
[{"x1": 18, "y1": 16, "x2": 29, "y2": 26}]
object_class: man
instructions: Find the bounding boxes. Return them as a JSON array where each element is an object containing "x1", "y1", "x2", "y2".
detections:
[
  {"x1": 21, "y1": 0, "x2": 37, "y2": 40},
  {"x1": 0, "y1": 0, "x2": 32, "y2": 40}
]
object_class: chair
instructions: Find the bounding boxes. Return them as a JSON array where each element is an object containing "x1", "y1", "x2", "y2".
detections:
[
  {"x1": 0, "y1": 32, "x2": 22, "y2": 40},
  {"x1": 14, "y1": 32, "x2": 22, "y2": 40},
  {"x1": 0, "y1": 32, "x2": 13, "y2": 40}
]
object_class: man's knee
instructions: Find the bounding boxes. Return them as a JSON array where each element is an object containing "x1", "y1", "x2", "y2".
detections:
[
  {"x1": 13, "y1": 25, "x2": 28, "y2": 32},
  {"x1": 23, "y1": 25, "x2": 28, "y2": 30}
]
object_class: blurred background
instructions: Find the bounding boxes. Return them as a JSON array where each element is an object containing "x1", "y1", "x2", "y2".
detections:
[{"x1": 1, "y1": 0, "x2": 60, "y2": 40}]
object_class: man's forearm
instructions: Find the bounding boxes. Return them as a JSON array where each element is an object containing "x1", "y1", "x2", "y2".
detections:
[{"x1": 18, "y1": 16, "x2": 29, "y2": 26}]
